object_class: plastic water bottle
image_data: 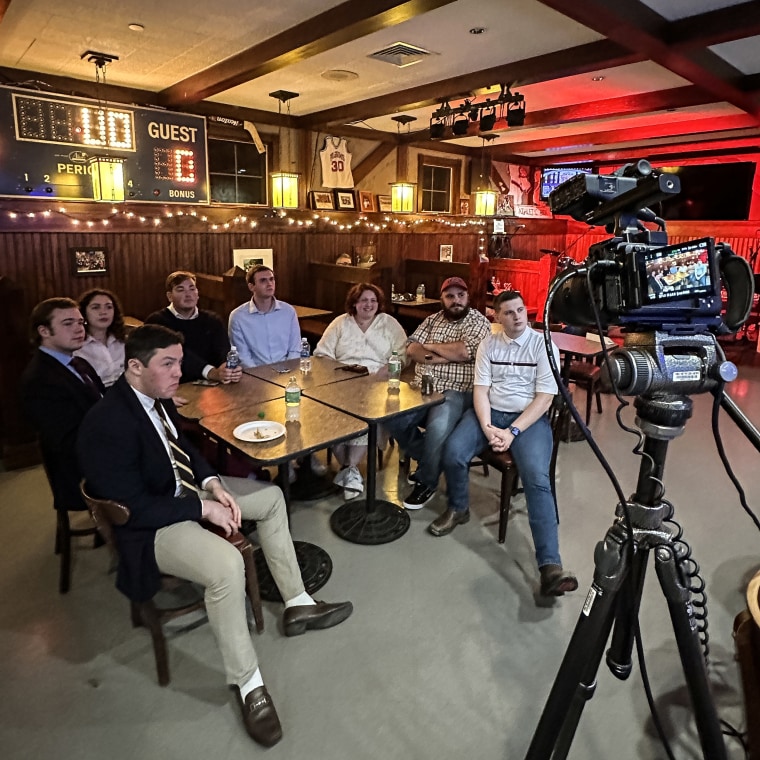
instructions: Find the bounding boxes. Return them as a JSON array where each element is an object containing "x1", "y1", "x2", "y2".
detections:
[
  {"x1": 387, "y1": 351, "x2": 401, "y2": 392},
  {"x1": 416, "y1": 283, "x2": 426, "y2": 302},
  {"x1": 285, "y1": 376, "x2": 301, "y2": 421},
  {"x1": 226, "y1": 345, "x2": 241, "y2": 371},
  {"x1": 299, "y1": 337, "x2": 312, "y2": 373},
  {"x1": 421, "y1": 358, "x2": 434, "y2": 396}
]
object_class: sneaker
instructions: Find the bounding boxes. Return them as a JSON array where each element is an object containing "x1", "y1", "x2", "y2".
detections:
[
  {"x1": 333, "y1": 467, "x2": 349, "y2": 487},
  {"x1": 406, "y1": 467, "x2": 418, "y2": 486},
  {"x1": 343, "y1": 466, "x2": 364, "y2": 501},
  {"x1": 310, "y1": 453, "x2": 328, "y2": 476},
  {"x1": 403, "y1": 482, "x2": 436, "y2": 510}
]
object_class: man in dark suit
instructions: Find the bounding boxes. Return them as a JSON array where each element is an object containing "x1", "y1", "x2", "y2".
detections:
[
  {"x1": 77, "y1": 324, "x2": 352, "y2": 747},
  {"x1": 20, "y1": 297, "x2": 105, "y2": 512}
]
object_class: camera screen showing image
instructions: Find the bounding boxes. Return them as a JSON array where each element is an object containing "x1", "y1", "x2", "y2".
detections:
[{"x1": 638, "y1": 237, "x2": 717, "y2": 305}]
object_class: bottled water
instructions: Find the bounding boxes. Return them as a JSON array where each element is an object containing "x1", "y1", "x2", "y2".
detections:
[
  {"x1": 299, "y1": 337, "x2": 312, "y2": 373},
  {"x1": 387, "y1": 351, "x2": 401, "y2": 391},
  {"x1": 285, "y1": 376, "x2": 301, "y2": 421},
  {"x1": 416, "y1": 283, "x2": 426, "y2": 302},
  {"x1": 226, "y1": 345, "x2": 241, "y2": 369}
]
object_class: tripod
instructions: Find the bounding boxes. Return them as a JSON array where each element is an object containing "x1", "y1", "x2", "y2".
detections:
[{"x1": 525, "y1": 393, "x2": 727, "y2": 760}]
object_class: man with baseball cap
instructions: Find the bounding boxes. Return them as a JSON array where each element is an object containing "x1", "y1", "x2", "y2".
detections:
[{"x1": 385, "y1": 276, "x2": 491, "y2": 509}]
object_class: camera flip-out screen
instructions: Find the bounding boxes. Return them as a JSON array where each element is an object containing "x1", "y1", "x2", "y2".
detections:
[{"x1": 639, "y1": 237, "x2": 717, "y2": 304}]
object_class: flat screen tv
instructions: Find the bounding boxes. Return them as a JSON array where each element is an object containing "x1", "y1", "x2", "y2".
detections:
[
  {"x1": 656, "y1": 162, "x2": 755, "y2": 221},
  {"x1": 540, "y1": 166, "x2": 592, "y2": 201}
]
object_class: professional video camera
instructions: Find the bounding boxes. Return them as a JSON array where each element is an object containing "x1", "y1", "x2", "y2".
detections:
[{"x1": 548, "y1": 159, "x2": 754, "y2": 335}]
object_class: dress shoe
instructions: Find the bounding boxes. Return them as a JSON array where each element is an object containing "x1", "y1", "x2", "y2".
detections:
[
  {"x1": 428, "y1": 508, "x2": 470, "y2": 537},
  {"x1": 539, "y1": 564, "x2": 578, "y2": 596},
  {"x1": 283, "y1": 600, "x2": 353, "y2": 637},
  {"x1": 239, "y1": 686, "x2": 282, "y2": 747}
]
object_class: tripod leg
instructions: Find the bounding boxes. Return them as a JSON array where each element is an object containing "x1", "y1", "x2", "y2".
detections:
[
  {"x1": 525, "y1": 524, "x2": 630, "y2": 760},
  {"x1": 654, "y1": 545, "x2": 727, "y2": 760}
]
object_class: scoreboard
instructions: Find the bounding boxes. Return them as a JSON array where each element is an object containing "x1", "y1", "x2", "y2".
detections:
[{"x1": 0, "y1": 85, "x2": 209, "y2": 203}]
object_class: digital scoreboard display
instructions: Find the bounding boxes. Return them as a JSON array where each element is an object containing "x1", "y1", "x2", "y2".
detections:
[{"x1": 0, "y1": 85, "x2": 209, "y2": 203}]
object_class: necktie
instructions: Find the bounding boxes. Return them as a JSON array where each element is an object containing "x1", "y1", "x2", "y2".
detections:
[
  {"x1": 69, "y1": 356, "x2": 103, "y2": 402},
  {"x1": 153, "y1": 401, "x2": 199, "y2": 495}
]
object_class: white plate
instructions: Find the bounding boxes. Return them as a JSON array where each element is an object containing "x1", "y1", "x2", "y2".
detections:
[{"x1": 232, "y1": 420, "x2": 286, "y2": 443}]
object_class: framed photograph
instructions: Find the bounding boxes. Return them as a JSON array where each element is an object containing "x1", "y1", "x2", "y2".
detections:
[
  {"x1": 334, "y1": 190, "x2": 356, "y2": 211},
  {"x1": 309, "y1": 190, "x2": 334, "y2": 210},
  {"x1": 439, "y1": 244, "x2": 453, "y2": 263},
  {"x1": 377, "y1": 194, "x2": 392, "y2": 212},
  {"x1": 358, "y1": 190, "x2": 375, "y2": 212},
  {"x1": 71, "y1": 247, "x2": 107, "y2": 276},
  {"x1": 459, "y1": 198, "x2": 470, "y2": 215},
  {"x1": 233, "y1": 248, "x2": 273, "y2": 273}
]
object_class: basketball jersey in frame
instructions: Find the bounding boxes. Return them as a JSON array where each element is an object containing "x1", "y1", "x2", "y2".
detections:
[{"x1": 320, "y1": 137, "x2": 354, "y2": 188}]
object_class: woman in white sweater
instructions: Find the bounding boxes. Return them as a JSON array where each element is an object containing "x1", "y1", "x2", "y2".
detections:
[
  {"x1": 314, "y1": 283, "x2": 407, "y2": 499},
  {"x1": 74, "y1": 288, "x2": 126, "y2": 387}
]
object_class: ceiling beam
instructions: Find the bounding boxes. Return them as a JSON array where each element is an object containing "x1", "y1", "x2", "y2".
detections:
[
  {"x1": 159, "y1": 0, "x2": 458, "y2": 107},
  {"x1": 666, "y1": 2, "x2": 760, "y2": 48},
  {"x1": 299, "y1": 39, "x2": 643, "y2": 128}
]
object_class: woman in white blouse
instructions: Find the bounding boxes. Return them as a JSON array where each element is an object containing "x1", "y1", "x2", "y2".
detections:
[
  {"x1": 74, "y1": 289, "x2": 126, "y2": 388},
  {"x1": 315, "y1": 283, "x2": 407, "y2": 499}
]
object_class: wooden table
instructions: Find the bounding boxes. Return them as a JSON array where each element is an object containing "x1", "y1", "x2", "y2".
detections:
[
  {"x1": 548, "y1": 331, "x2": 615, "y2": 380},
  {"x1": 304, "y1": 375, "x2": 444, "y2": 545},
  {"x1": 177, "y1": 373, "x2": 284, "y2": 422},
  {"x1": 293, "y1": 305, "x2": 332, "y2": 320},
  {"x1": 244, "y1": 356, "x2": 365, "y2": 390}
]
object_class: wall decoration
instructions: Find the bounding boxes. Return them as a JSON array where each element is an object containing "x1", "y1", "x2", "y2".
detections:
[
  {"x1": 358, "y1": 191, "x2": 375, "y2": 212},
  {"x1": 376, "y1": 194, "x2": 392, "y2": 212},
  {"x1": 439, "y1": 244, "x2": 453, "y2": 262},
  {"x1": 233, "y1": 248, "x2": 273, "y2": 273},
  {"x1": 459, "y1": 199, "x2": 470, "y2": 215},
  {"x1": 72, "y1": 247, "x2": 107, "y2": 275},
  {"x1": 309, "y1": 190, "x2": 334, "y2": 210},
  {"x1": 334, "y1": 190, "x2": 356, "y2": 211}
]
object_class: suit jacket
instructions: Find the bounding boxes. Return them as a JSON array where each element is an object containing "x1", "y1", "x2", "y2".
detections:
[
  {"x1": 77, "y1": 376, "x2": 216, "y2": 601},
  {"x1": 20, "y1": 349, "x2": 105, "y2": 511}
]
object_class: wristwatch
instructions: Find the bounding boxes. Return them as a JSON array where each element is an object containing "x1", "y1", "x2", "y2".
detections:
[{"x1": 509, "y1": 426, "x2": 521, "y2": 437}]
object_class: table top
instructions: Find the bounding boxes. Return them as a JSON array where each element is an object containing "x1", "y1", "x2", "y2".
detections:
[
  {"x1": 391, "y1": 296, "x2": 440, "y2": 309},
  {"x1": 200, "y1": 397, "x2": 368, "y2": 466},
  {"x1": 177, "y1": 373, "x2": 284, "y2": 421},
  {"x1": 293, "y1": 305, "x2": 332, "y2": 320},
  {"x1": 243, "y1": 356, "x2": 367, "y2": 389},
  {"x1": 304, "y1": 375, "x2": 444, "y2": 424},
  {"x1": 548, "y1": 331, "x2": 615, "y2": 357}
]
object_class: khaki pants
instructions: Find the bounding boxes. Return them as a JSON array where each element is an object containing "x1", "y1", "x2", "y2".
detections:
[{"x1": 153, "y1": 477, "x2": 303, "y2": 687}]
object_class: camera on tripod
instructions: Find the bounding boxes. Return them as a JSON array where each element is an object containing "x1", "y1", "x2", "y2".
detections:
[{"x1": 548, "y1": 159, "x2": 754, "y2": 335}]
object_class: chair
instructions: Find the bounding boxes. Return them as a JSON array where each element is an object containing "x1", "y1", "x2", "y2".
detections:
[
  {"x1": 474, "y1": 449, "x2": 521, "y2": 544},
  {"x1": 566, "y1": 358, "x2": 603, "y2": 425},
  {"x1": 54, "y1": 508, "x2": 100, "y2": 595},
  {"x1": 80, "y1": 484, "x2": 264, "y2": 687}
]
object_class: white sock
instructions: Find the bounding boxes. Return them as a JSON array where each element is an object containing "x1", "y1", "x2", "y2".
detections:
[
  {"x1": 239, "y1": 668, "x2": 264, "y2": 699},
  {"x1": 284, "y1": 591, "x2": 315, "y2": 609}
]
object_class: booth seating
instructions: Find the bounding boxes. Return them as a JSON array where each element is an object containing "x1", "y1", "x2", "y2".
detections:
[{"x1": 195, "y1": 267, "x2": 250, "y2": 321}]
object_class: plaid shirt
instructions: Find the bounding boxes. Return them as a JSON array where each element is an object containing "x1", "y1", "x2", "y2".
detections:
[{"x1": 409, "y1": 308, "x2": 491, "y2": 392}]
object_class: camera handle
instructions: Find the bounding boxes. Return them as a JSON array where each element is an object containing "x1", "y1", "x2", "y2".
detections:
[{"x1": 525, "y1": 394, "x2": 727, "y2": 760}]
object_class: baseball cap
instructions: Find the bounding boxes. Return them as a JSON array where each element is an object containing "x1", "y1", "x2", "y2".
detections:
[{"x1": 440, "y1": 276, "x2": 468, "y2": 293}]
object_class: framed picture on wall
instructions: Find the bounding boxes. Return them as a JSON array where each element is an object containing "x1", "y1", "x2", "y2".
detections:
[
  {"x1": 334, "y1": 190, "x2": 356, "y2": 210},
  {"x1": 71, "y1": 247, "x2": 107, "y2": 276},
  {"x1": 377, "y1": 194, "x2": 392, "y2": 212},
  {"x1": 439, "y1": 244, "x2": 453, "y2": 262},
  {"x1": 233, "y1": 248, "x2": 273, "y2": 273},
  {"x1": 309, "y1": 190, "x2": 334, "y2": 210},
  {"x1": 358, "y1": 190, "x2": 375, "y2": 212}
]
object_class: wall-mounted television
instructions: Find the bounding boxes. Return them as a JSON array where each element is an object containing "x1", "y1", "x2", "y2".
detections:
[{"x1": 540, "y1": 166, "x2": 592, "y2": 201}]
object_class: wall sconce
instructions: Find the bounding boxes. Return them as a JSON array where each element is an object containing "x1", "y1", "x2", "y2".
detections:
[
  {"x1": 90, "y1": 155, "x2": 125, "y2": 202},
  {"x1": 391, "y1": 182, "x2": 415, "y2": 213},
  {"x1": 271, "y1": 171, "x2": 299, "y2": 209},
  {"x1": 474, "y1": 190, "x2": 496, "y2": 217}
]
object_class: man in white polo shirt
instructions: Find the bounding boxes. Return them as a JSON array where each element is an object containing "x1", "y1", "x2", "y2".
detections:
[{"x1": 435, "y1": 290, "x2": 577, "y2": 597}]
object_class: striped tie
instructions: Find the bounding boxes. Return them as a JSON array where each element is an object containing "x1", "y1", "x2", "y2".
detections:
[{"x1": 153, "y1": 401, "x2": 199, "y2": 495}]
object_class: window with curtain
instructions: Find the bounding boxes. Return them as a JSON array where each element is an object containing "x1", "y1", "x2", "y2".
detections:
[{"x1": 208, "y1": 139, "x2": 268, "y2": 205}]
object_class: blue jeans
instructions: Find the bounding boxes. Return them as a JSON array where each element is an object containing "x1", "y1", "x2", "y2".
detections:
[
  {"x1": 384, "y1": 390, "x2": 472, "y2": 490},
  {"x1": 442, "y1": 408, "x2": 561, "y2": 568}
]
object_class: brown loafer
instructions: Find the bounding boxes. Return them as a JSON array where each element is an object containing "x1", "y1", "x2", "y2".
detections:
[
  {"x1": 239, "y1": 686, "x2": 282, "y2": 747},
  {"x1": 539, "y1": 564, "x2": 578, "y2": 596},
  {"x1": 428, "y1": 509, "x2": 470, "y2": 537},
  {"x1": 283, "y1": 600, "x2": 353, "y2": 637}
]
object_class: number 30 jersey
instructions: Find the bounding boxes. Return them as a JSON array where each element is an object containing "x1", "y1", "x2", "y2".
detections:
[{"x1": 319, "y1": 136, "x2": 354, "y2": 188}]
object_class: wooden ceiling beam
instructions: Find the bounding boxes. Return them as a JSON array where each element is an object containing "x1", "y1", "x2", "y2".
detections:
[
  {"x1": 159, "y1": 0, "x2": 458, "y2": 107},
  {"x1": 666, "y1": 2, "x2": 760, "y2": 48}
]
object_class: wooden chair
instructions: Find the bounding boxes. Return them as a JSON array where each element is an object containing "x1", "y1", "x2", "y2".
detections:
[
  {"x1": 566, "y1": 358, "x2": 603, "y2": 425},
  {"x1": 474, "y1": 449, "x2": 521, "y2": 544},
  {"x1": 80, "y1": 484, "x2": 264, "y2": 686},
  {"x1": 54, "y1": 508, "x2": 100, "y2": 594}
]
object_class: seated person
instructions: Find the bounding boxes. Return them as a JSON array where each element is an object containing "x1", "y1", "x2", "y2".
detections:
[
  {"x1": 145, "y1": 271, "x2": 240, "y2": 384},
  {"x1": 314, "y1": 283, "x2": 407, "y2": 499},
  {"x1": 77, "y1": 324, "x2": 352, "y2": 747},
  {"x1": 21, "y1": 297, "x2": 105, "y2": 513},
  {"x1": 437, "y1": 291, "x2": 577, "y2": 597},
  {"x1": 74, "y1": 288, "x2": 126, "y2": 387}
]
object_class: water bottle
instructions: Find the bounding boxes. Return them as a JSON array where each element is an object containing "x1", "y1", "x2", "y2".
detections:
[
  {"x1": 299, "y1": 337, "x2": 312, "y2": 373},
  {"x1": 226, "y1": 345, "x2": 241, "y2": 369},
  {"x1": 421, "y1": 357, "x2": 434, "y2": 396},
  {"x1": 416, "y1": 283, "x2": 426, "y2": 302},
  {"x1": 285, "y1": 376, "x2": 301, "y2": 421},
  {"x1": 387, "y1": 351, "x2": 401, "y2": 392}
]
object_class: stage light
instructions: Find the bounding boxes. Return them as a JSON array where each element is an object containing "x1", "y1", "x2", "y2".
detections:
[
  {"x1": 507, "y1": 100, "x2": 526, "y2": 127},
  {"x1": 452, "y1": 116, "x2": 469, "y2": 136},
  {"x1": 479, "y1": 107, "x2": 496, "y2": 132}
]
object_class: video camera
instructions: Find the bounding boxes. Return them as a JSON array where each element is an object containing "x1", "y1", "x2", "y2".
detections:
[{"x1": 548, "y1": 160, "x2": 754, "y2": 334}]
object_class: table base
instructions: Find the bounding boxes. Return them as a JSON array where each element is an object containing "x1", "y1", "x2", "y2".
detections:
[
  {"x1": 330, "y1": 500, "x2": 410, "y2": 545},
  {"x1": 253, "y1": 540, "x2": 333, "y2": 602}
]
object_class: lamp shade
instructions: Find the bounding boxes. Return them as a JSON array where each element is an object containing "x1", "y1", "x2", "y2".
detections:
[
  {"x1": 271, "y1": 172, "x2": 299, "y2": 208},
  {"x1": 89, "y1": 155, "x2": 125, "y2": 202},
  {"x1": 474, "y1": 190, "x2": 496, "y2": 217},
  {"x1": 391, "y1": 182, "x2": 414, "y2": 213}
]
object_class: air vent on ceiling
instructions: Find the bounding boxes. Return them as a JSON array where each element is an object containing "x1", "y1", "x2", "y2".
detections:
[{"x1": 368, "y1": 42, "x2": 434, "y2": 68}]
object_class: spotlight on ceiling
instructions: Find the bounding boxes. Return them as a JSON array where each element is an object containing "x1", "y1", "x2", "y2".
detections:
[
  {"x1": 479, "y1": 107, "x2": 496, "y2": 132},
  {"x1": 452, "y1": 115, "x2": 469, "y2": 136},
  {"x1": 506, "y1": 99, "x2": 526, "y2": 127},
  {"x1": 430, "y1": 118, "x2": 446, "y2": 139}
]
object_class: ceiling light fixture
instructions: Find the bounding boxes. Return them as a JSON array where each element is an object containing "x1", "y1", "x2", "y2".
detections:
[
  {"x1": 429, "y1": 85, "x2": 526, "y2": 139},
  {"x1": 269, "y1": 90, "x2": 300, "y2": 209},
  {"x1": 128, "y1": 23, "x2": 145, "y2": 32},
  {"x1": 474, "y1": 134, "x2": 497, "y2": 217}
]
